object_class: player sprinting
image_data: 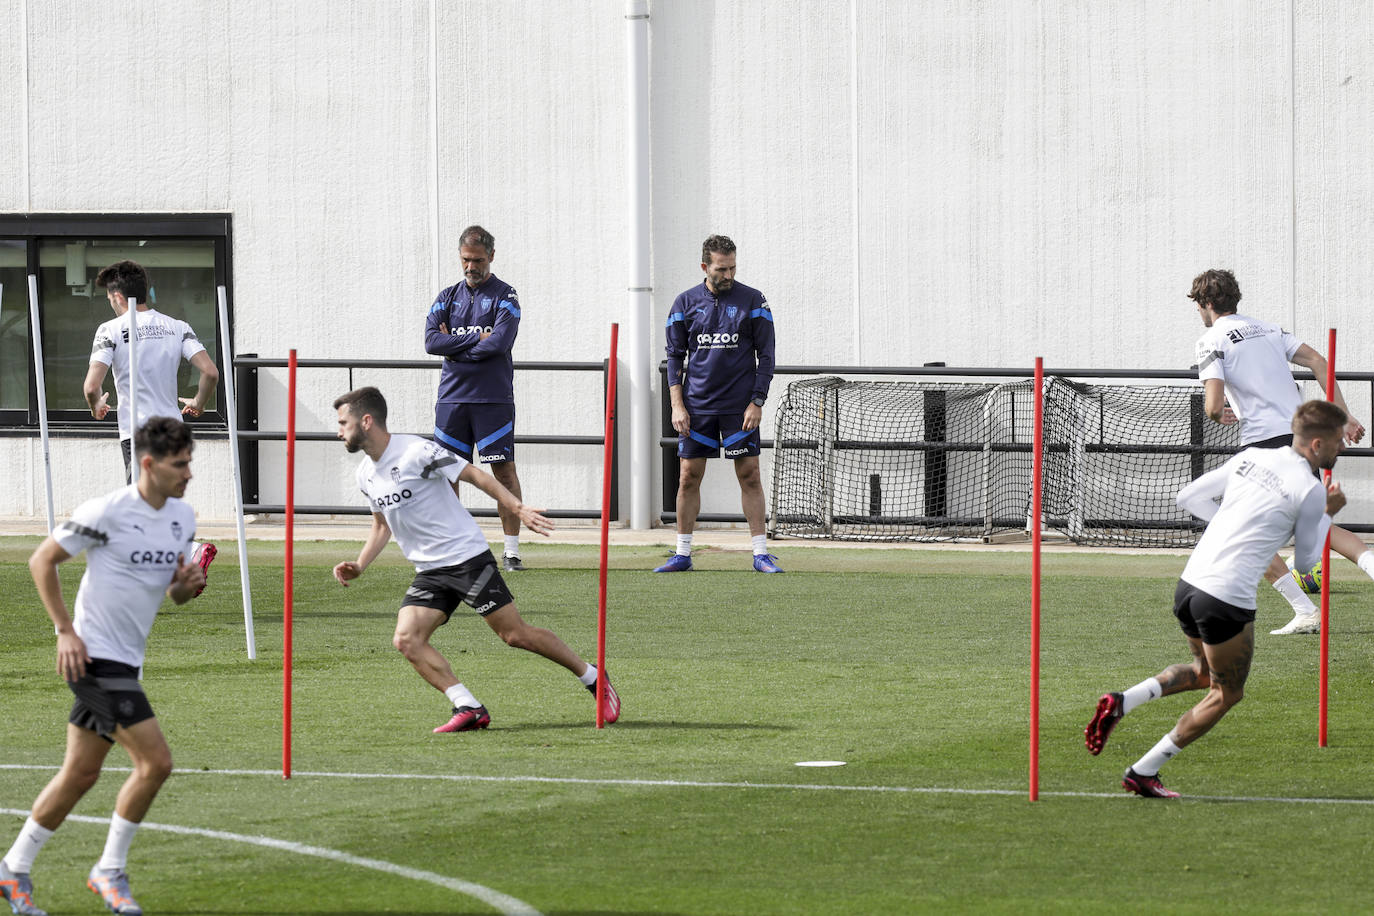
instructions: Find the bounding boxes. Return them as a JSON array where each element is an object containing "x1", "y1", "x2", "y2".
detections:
[
  {"x1": 330, "y1": 386, "x2": 618, "y2": 732},
  {"x1": 1084, "y1": 400, "x2": 1347, "y2": 798},
  {"x1": 657, "y1": 234, "x2": 782, "y2": 573},
  {"x1": 1189, "y1": 268, "x2": 1369, "y2": 634},
  {"x1": 84, "y1": 260, "x2": 219, "y2": 591},
  {"x1": 1, "y1": 418, "x2": 208, "y2": 916}
]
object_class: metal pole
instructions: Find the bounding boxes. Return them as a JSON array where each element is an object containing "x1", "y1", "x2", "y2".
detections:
[
  {"x1": 27, "y1": 275, "x2": 55, "y2": 533},
  {"x1": 217, "y1": 287, "x2": 256, "y2": 659},
  {"x1": 127, "y1": 296, "x2": 140, "y2": 482},
  {"x1": 626, "y1": 0, "x2": 652, "y2": 529}
]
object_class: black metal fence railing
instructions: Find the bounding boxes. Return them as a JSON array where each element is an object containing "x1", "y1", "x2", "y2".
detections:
[
  {"x1": 658, "y1": 363, "x2": 1374, "y2": 533},
  {"x1": 236, "y1": 355, "x2": 617, "y2": 519}
]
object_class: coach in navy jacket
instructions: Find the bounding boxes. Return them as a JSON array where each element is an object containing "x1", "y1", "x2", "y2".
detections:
[
  {"x1": 423, "y1": 225, "x2": 529, "y2": 571},
  {"x1": 657, "y1": 234, "x2": 783, "y2": 574}
]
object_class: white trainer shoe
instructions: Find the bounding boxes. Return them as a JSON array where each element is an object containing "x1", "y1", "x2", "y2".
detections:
[{"x1": 1271, "y1": 612, "x2": 1321, "y2": 635}]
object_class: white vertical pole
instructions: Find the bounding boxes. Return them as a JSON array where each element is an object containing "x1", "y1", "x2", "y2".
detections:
[
  {"x1": 27, "y1": 274, "x2": 55, "y2": 533},
  {"x1": 850, "y1": 0, "x2": 862, "y2": 362},
  {"x1": 626, "y1": 0, "x2": 652, "y2": 530},
  {"x1": 217, "y1": 286, "x2": 256, "y2": 659},
  {"x1": 428, "y1": 0, "x2": 442, "y2": 295},
  {"x1": 127, "y1": 296, "x2": 140, "y2": 481}
]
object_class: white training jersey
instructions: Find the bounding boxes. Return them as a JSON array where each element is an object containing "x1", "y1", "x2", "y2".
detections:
[
  {"x1": 90, "y1": 308, "x2": 208, "y2": 441},
  {"x1": 52, "y1": 485, "x2": 197, "y2": 669},
  {"x1": 355, "y1": 434, "x2": 490, "y2": 571},
  {"x1": 1176, "y1": 446, "x2": 1329, "y2": 609},
  {"x1": 1194, "y1": 313, "x2": 1304, "y2": 445}
]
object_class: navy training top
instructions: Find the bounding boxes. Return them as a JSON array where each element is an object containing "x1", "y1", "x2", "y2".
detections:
[
  {"x1": 424, "y1": 275, "x2": 521, "y2": 404},
  {"x1": 665, "y1": 280, "x2": 775, "y2": 414}
]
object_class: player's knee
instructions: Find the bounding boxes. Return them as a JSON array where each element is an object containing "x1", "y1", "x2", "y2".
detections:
[
  {"x1": 1221, "y1": 686, "x2": 1245, "y2": 709},
  {"x1": 735, "y1": 463, "x2": 761, "y2": 488},
  {"x1": 392, "y1": 630, "x2": 422, "y2": 660},
  {"x1": 140, "y1": 751, "x2": 173, "y2": 785},
  {"x1": 62, "y1": 762, "x2": 103, "y2": 794},
  {"x1": 499, "y1": 625, "x2": 533, "y2": 650},
  {"x1": 678, "y1": 467, "x2": 704, "y2": 490}
]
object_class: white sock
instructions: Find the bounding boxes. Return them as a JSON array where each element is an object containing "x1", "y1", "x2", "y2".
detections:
[
  {"x1": 1131, "y1": 731, "x2": 1183, "y2": 777},
  {"x1": 578, "y1": 664, "x2": 597, "y2": 687},
  {"x1": 1121, "y1": 677, "x2": 1162, "y2": 715},
  {"x1": 1272, "y1": 576, "x2": 1317, "y2": 614},
  {"x1": 1357, "y1": 551, "x2": 1374, "y2": 582},
  {"x1": 676, "y1": 534, "x2": 693, "y2": 557},
  {"x1": 444, "y1": 683, "x2": 479, "y2": 710},
  {"x1": 503, "y1": 535, "x2": 520, "y2": 558},
  {"x1": 4, "y1": 817, "x2": 55, "y2": 873},
  {"x1": 751, "y1": 534, "x2": 768, "y2": 556},
  {"x1": 96, "y1": 813, "x2": 140, "y2": 872}
]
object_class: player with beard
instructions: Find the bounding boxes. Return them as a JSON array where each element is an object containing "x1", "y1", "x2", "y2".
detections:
[
  {"x1": 331, "y1": 387, "x2": 618, "y2": 733},
  {"x1": 1084, "y1": 400, "x2": 1348, "y2": 797}
]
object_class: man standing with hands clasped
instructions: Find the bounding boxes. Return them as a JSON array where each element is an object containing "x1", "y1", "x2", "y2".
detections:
[{"x1": 657, "y1": 235, "x2": 781, "y2": 573}]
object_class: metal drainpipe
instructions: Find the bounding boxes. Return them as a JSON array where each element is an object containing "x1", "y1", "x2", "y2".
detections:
[{"x1": 626, "y1": 0, "x2": 652, "y2": 529}]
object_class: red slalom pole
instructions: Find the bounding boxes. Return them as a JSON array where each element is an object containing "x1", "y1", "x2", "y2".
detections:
[
  {"x1": 1030, "y1": 357, "x2": 1043, "y2": 801},
  {"x1": 596, "y1": 325, "x2": 619, "y2": 728},
  {"x1": 283, "y1": 349, "x2": 296, "y2": 778},
  {"x1": 1319, "y1": 329, "x2": 1335, "y2": 747}
]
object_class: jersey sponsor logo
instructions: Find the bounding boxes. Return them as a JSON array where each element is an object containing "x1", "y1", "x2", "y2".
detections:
[
  {"x1": 1235, "y1": 459, "x2": 1286, "y2": 495},
  {"x1": 1223, "y1": 322, "x2": 1272, "y2": 344},
  {"x1": 119, "y1": 325, "x2": 178, "y2": 343},
  {"x1": 372, "y1": 488, "x2": 414, "y2": 509},
  {"x1": 696, "y1": 332, "x2": 740, "y2": 347},
  {"x1": 129, "y1": 549, "x2": 182, "y2": 565},
  {"x1": 451, "y1": 325, "x2": 494, "y2": 336}
]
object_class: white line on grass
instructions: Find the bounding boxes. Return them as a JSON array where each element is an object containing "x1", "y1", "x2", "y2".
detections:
[
  {"x1": 0, "y1": 806, "x2": 541, "y2": 916},
  {"x1": 5, "y1": 763, "x2": 1373, "y2": 806}
]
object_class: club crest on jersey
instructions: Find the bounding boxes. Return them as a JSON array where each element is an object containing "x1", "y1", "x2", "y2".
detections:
[
  {"x1": 391, "y1": 467, "x2": 402, "y2": 484},
  {"x1": 171, "y1": 521, "x2": 182, "y2": 539},
  {"x1": 726, "y1": 305, "x2": 738, "y2": 319}
]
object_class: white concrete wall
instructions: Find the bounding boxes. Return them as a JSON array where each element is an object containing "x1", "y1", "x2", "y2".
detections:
[{"x1": 3, "y1": 0, "x2": 1373, "y2": 526}]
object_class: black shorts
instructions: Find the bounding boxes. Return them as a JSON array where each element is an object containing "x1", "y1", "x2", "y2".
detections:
[
  {"x1": 678, "y1": 413, "x2": 761, "y2": 459},
  {"x1": 68, "y1": 659, "x2": 155, "y2": 742},
  {"x1": 1173, "y1": 580, "x2": 1254, "y2": 645},
  {"x1": 1246, "y1": 434, "x2": 1294, "y2": 450},
  {"x1": 121, "y1": 438, "x2": 133, "y2": 485},
  {"x1": 402, "y1": 550, "x2": 515, "y2": 619}
]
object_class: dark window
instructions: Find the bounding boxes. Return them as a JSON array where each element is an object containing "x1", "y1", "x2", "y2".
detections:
[{"x1": 0, "y1": 215, "x2": 232, "y2": 431}]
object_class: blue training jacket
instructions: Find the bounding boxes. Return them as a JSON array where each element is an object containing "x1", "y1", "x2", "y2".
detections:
[
  {"x1": 665, "y1": 280, "x2": 775, "y2": 414},
  {"x1": 424, "y1": 275, "x2": 520, "y2": 404}
]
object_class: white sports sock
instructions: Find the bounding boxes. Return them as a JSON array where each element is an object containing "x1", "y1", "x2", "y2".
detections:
[
  {"x1": 579, "y1": 664, "x2": 598, "y2": 687},
  {"x1": 96, "y1": 813, "x2": 140, "y2": 872},
  {"x1": 1357, "y1": 551, "x2": 1374, "y2": 582},
  {"x1": 4, "y1": 817, "x2": 55, "y2": 873},
  {"x1": 676, "y1": 534, "x2": 693, "y2": 557},
  {"x1": 1272, "y1": 575, "x2": 1317, "y2": 614},
  {"x1": 1131, "y1": 731, "x2": 1183, "y2": 777},
  {"x1": 503, "y1": 535, "x2": 520, "y2": 558},
  {"x1": 444, "y1": 683, "x2": 479, "y2": 710},
  {"x1": 751, "y1": 534, "x2": 768, "y2": 556},
  {"x1": 1121, "y1": 677, "x2": 1162, "y2": 715}
]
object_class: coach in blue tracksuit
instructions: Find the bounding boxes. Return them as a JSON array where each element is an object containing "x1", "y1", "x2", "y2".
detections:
[
  {"x1": 656, "y1": 235, "x2": 783, "y2": 573},
  {"x1": 424, "y1": 225, "x2": 529, "y2": 571}
]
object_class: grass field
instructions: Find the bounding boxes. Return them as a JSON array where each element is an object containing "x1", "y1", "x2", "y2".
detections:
[{"x1": 4, "y1": 535, "x2": 1374, "y2": 915}]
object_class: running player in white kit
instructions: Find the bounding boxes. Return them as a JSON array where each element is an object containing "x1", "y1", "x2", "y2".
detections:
[
  {"x1": 1187, "y1": 268, "x2": 1370, "y2": 635},
  {"x1": 1, "y1": 418, "x2": 207, "y2": 916},
  {"x1": 331, "y1": 387, "x2": 619, "y2": 733},
  {"x1": 1083, "y1": 400, "x2": 1348, "y2": 798},
  {"x1": 84, "y1": 260, "x2": 219, "y2": 595}
]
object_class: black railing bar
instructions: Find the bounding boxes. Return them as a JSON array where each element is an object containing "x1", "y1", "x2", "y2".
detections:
[
  {"x1": 236, "y1": 357, "x2": 603, "y2": 371},
  {"x1": 246, "y1": 505, "x2": 602, "y2": 519},
  {"x1": 240, "y1": 431, "x2": 605, "y2": 445}
]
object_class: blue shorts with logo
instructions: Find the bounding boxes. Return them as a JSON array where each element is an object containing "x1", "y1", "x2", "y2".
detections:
[
  {"x1": 434, "y1": 402, "x2": 516, "y2": 463},
  {"x1": 678, "y1": 412, "x2": 761, "y2": 460}
]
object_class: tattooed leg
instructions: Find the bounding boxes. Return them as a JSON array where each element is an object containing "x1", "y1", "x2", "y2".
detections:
[
  {"x1": 1171, "y1": 623, "x2": 1254, "y2": 748},
  {"x1": 1154, "y1": 638, "x2": 1210, "y2": 696}
]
